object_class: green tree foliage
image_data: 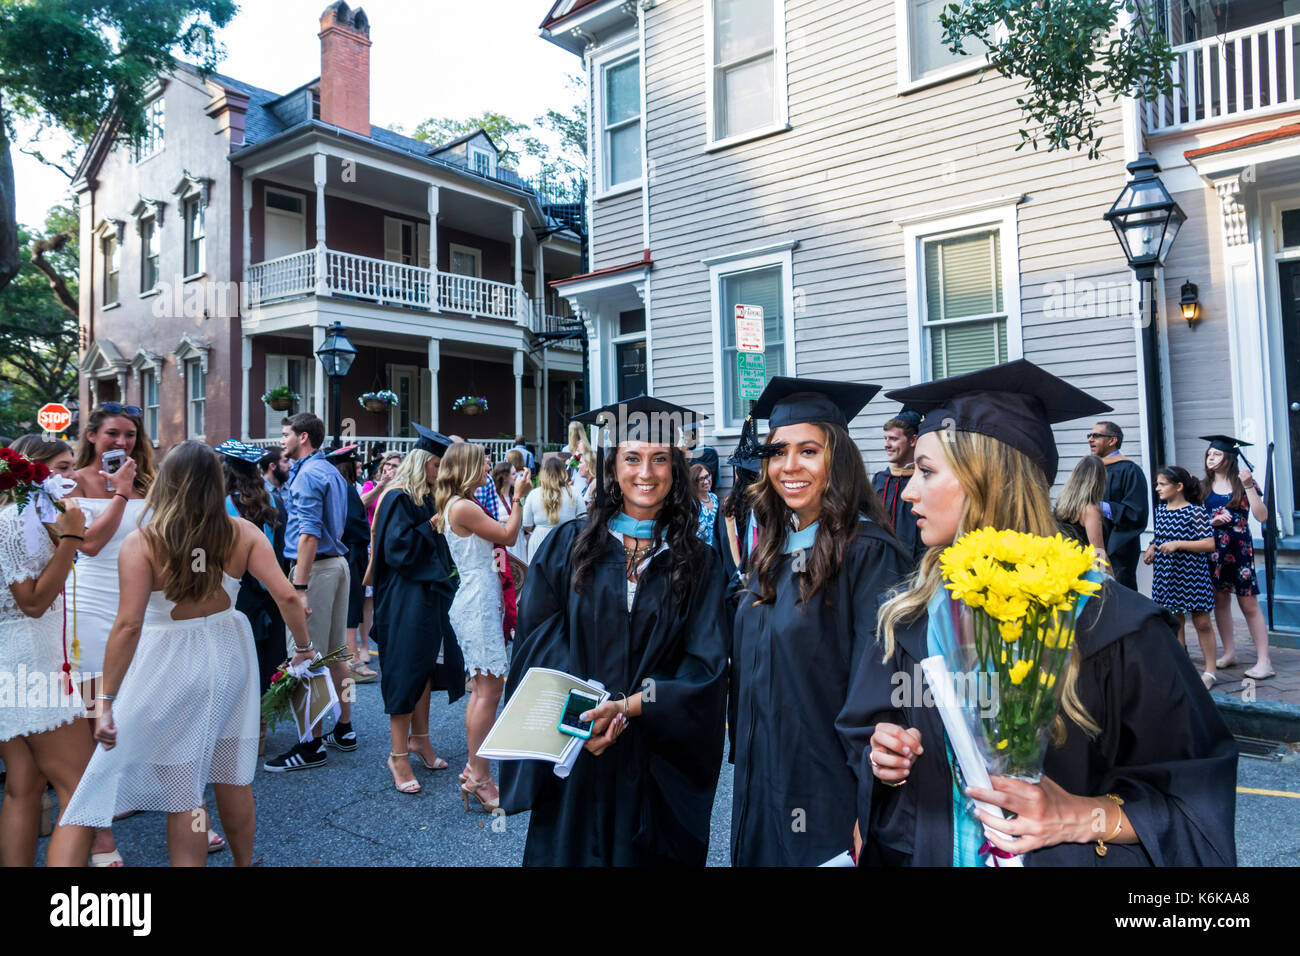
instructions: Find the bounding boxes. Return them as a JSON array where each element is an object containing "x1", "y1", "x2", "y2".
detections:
[
  {"x1": 0, "y1": 0, "x2": 238, "y2": 291},
  {"x1": 0, "y1": 204, "x2": 79, "y2": 437},
  {"x1": 412, "y1": 111, "x2": 547, "y2": 172},
  {"x1": 940, "y1": 0, "x2": 1175, "y2": 160}
]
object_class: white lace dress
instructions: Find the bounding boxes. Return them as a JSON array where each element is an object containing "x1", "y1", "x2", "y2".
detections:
[
  {"x1": 65, "y1": 497, "x2": 149, "y2": 677},
  {"x1": 445, "y1": 497, "x2": 507, "y2": 678},
  {"x1": 0, "y1": 504, "x2": 84, "y2": 740},
  {"x1": 60, "y1": 572, "x2": 260, "y2": 826}
]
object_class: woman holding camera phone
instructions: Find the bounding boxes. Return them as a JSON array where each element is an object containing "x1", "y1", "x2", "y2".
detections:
[
  {"x1": 729, "y1": 378, "x2": 910, "y2": 866},
  {"x1": 498, "y1": 397, "x2": 729, "y2": 866},
  {"x1": 65, "y1": 403, "x2": 157, "y2": 866}
]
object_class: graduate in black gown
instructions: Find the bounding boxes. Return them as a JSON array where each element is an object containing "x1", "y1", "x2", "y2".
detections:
[
  {"x1": 369, "y1": 424, "x2": 465, "y2": 794},
  {"x1": 327, "y1": 444, "x2": 376, "y2": 682},
  {"x1": 838, "y1": 360, "x2": 1237, "y2": 866},
  {"x1": 498, "y1": 396, "x2": 729, "y2": 866},
  {"x1": 715, "y1": 447, "x2": 760, "y2": 764},
  {"x1": 1091, "y1": 421, "x2": 1149, "y2": 591},
  {"x1": 871, "y1": 408, "x2": 925, "y2": 569},
  {"x1": 729, "y1": 378, "x2": 910, "y2": 866}
]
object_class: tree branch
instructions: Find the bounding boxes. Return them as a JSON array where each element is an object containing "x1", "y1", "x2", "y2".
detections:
[
  {"x1": 29, "y1": 231, "x2": 80, "y2": 317},
  {"x1": 17, "y1": 146, "x2": 76, "y2": 181}
]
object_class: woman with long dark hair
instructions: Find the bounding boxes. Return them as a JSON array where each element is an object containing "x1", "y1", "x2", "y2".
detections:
[
  {"x1": 499, "y1": 396, "x2": 729, "y2": 866},
  {"x1": 729, "y1": 378, "x2": 909, "y2": 866},
  {"x1": 66, "y1": 403, "x2": 156, "y2": 865},
  {"x1": 838, "y1": 360, "x2": 1236, "y2": 866},
  {"x1": 57, "y1": 442, "x2": 313, "y2": 866}
]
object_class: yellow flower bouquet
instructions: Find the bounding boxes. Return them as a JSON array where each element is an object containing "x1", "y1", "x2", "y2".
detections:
[{"x1": 937, "y1": 527, "x2": 1102, "y2": 780}]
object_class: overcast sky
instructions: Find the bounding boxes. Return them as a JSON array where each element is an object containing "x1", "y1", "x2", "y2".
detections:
[{"x1": 13, "y1": 0, "x2": 583, "y2": 229}]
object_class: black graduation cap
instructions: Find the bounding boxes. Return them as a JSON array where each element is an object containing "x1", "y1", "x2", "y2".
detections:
[
  {"x1": 1200, "y1": 434, "x2": 1255, "y2": 469},
  {"x1": 891, "y1": 407, "x2": 923, "y2": 431},
  {"x1": 412, "y1": 423, "x2": 452, "y2": 457},
  {"x1": 572, "y1": 395, "x2": 705, "y2": 507},
  {"x1": 885, "y1": 359, "x2": 1112, "y2": 484},
  {"x1": 326, "y1": 443, "x2": 360, "y2": 463},
  {"x1": 750, "y1": 376, "x2": 881, "y2": 429},
  {"x1": 215, "y1": 439, "x2": 265, "y2": 474}
]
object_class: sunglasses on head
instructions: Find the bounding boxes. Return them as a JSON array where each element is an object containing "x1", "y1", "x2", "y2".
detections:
[
  {"x1": 1086, "y1": 432, "x2": 1116, "y2": 440},
  {"x1": 100, "y1": 402, "x2": 143, "y2": 418}
]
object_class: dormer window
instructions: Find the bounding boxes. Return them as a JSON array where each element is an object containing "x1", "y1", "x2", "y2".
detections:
[{"x1": 469, "y1": 144, "x2": 496, "y2": 178}]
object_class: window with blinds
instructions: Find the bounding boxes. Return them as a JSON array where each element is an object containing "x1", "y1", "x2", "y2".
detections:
[
  {"x1": 719, "y1": 264, "x2": 785, "y2": 426},
  {"x1": 907, "y1": 0, "x2": 988, "y2": 81},
  {"x1": 711, "y1": 0, "x2": 779, "y2": 141},
  {"x1": 923, "y1": 229, "x2": 1007, "y2": 378}
]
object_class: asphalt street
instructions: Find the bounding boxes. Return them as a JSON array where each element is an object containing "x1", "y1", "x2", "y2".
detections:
[{"x1": 30, "y1": 668, "x2": 1300, "y2": 867}]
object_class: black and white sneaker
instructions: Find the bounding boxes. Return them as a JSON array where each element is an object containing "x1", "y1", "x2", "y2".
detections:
[
  {"x1": 322, "y1": 723, "x2": 357, "y2": 752},
  {"x1": 263, "y1": 741, "x2": 327, "y2": 772}
]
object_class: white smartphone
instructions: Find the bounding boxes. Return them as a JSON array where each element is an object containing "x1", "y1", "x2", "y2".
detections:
[{"x1": 101, "y1": 449, "x2": 126, "y2": 492}]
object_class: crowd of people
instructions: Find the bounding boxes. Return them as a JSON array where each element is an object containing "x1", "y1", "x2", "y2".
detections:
[{"x1": 0, "y1": 360, "x2": 1249, "y2": 866}]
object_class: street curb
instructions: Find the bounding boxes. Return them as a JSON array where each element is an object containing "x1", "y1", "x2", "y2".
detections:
[{"x1": 1212, "y1": 692, "x2": 1300, "y2": 742}]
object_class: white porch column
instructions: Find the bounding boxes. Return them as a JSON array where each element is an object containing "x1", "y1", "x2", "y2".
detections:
[
  {"x1": 427, "y1": 338, "x2": 441, "y2": 432},
  {"x1": 241, "y1": 333, "x2": 253, "y2": 440},
  {"x1": 314, "y1": 153, "x2": 327, "y2": 296},
  {"x1": 542, "y1": 348, "x2": 550, "y2": 444},
  {"x1": 241, "y1": 177, "x2": 252, "y2": 276},
  {"x1": 513, "y1": 209, "x2": 525, "y2": 326},
  {"x1": 427, "y1": 184, "x2": 440, "y2": 309},
  {"x1": 534, "y1": 241, "x2": 545, "y2": 304},
  {"x1": 313, "y1": 325, "x2": 326, "y2": 418},
  {"x1": 534, "y1": 367, "x2": 542, "y2": 443},
  {"x1": 513, "y1": 349, "x2": 525, "y2": 437}
]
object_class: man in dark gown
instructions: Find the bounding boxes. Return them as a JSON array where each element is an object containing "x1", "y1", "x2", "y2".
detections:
[
  {"x1": 1089, "y1": 421, "x2": 1149, "y2": 591},
  {"x1": 872, "y1": 408, "x2": 925, "y2": 569}
]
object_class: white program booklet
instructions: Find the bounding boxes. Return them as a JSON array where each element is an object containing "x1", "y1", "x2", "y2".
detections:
[{"x1": 477, "y1": 667, "x2": 609, "y2": 778}]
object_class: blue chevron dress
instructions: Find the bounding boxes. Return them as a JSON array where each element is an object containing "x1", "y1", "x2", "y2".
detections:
[{"x1": 1151, "y1": 503, "x2": 1216, "y2": 612}]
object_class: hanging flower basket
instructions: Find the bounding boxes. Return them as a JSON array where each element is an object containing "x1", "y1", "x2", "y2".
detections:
[
  {"x1": 359, "y1": 389, "x2": 398, "y2": 414},
  {"x1": 453, "y1": 395, "x2": 489, "y2": 416},
  {"x1": 262, "y1": 386, "x2": 299, "y2": 412}
]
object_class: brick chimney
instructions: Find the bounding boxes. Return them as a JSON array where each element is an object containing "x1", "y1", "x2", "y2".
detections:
[{"x1": 318, "y1": 1, "x2": 371, "y2": 136}]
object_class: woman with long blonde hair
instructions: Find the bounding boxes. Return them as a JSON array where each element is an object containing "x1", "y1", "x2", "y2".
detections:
[
  {"x1": 57, "y1": 442, "x2": 313, "y2": 866},
  {"x1": 436, "y1": 441, "x2": 531, "y2": 811},
  {"x1": 520, "y1": 456, "x2": 582, "y2": 562},
  {"x1": 369, "y1": 426, "x2": 465, "y2": 794},
  {"x1": 1053, "y1": 453, "x2": 1110, "y2": 567},
  {"x1": 838, "y1": 360, "x2": 1237, "y2": 866},
  {"x1": 65, "y1": 403, "x2": 157, "y2": 865}
]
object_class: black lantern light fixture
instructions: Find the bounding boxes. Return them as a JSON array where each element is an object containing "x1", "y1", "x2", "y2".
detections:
[
  {"x1": 1179, "y1": 280, "x2": 1200, "y2": 324},
  {"x1": 1103, "y1": 151, "x2": 1186, "y2": 483},
  {"x1": 315, "y1": 321, "x2": 357, "y2": 449}
]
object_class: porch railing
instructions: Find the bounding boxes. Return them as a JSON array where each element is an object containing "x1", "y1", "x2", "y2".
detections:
[
  {"x1": 247, "y1": 247, "x2": 531, "y2": 325},
  {"x1": 528, "y1": 301, "x2": 584, "y2": 352},
  {"x1": 1147, "y1": 13, "x2": 1300, "y2": 133},
  {"x1": 244, "y1": 435, "x2": 520, "y2": 465}
]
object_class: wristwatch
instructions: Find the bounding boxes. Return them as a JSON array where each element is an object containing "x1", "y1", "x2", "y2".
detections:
[{"x1": 293, "y1": 583, "x2": 309, "y2": 591}]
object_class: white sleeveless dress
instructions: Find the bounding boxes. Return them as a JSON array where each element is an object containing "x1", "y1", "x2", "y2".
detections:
[
  {"x1": 445, "y1": 496, "x2": 507, "y2": 678},
  {"x1": 65, "y1": 497, "x2": 149, "y2": 677},
  {"x1": 60, "y1": 572, "x2": 260, "y2": 826},
  {"x1": 0, "y1": 504, "x2": 84, "y2": 740}
]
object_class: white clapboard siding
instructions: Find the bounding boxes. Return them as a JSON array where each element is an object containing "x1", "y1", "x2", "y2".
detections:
[{"x1": 592, "y1": 191, "x2": 644, "y2": 267}]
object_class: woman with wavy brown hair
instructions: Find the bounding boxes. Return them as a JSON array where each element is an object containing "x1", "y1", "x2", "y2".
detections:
[
  {"x1": 838, "y1": 360, "x2": 1236, "y2": 867},
  {"x1": 57, "y1": 441, "x2": 313, "y2": 866},
  {"x1": 729, "y1": 377, "x2": 909, "y2": 866}
]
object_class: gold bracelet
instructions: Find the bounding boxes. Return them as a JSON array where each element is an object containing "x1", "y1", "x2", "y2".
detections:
[
  {"x1": 618, "y1": 692, "x2": 629, "y2": 717},
  {"x1": 1095, "y1": 793, "x2": 1125, "y2": 857}
]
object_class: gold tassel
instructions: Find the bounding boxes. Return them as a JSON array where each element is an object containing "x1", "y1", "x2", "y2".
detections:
[{"x1": 70, "y1": 562, "x2": 80, "y2": 664}]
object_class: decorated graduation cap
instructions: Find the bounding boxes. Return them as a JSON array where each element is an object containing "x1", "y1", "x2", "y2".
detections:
[
  {"x1": 1200, "y1": 434, "x2": 1255, "y2": 470},
  {"x1": 885, "y1": 359, "x2": 1112, "y2": 484},
  {"x1": 326, "y1": 443, "x2": 360, "y2": 463},
  {"x1": 215, "y1": 438, "x2": 265, "y2": 474},
  {"x1": 734, "y1": 376, "x2": 882, "y2": 463},
  {"x1": 411, "y1": 423, "x2": 452, "y2": 457},
  {"x1": 572, "y1": 394, "x2": 706, "y2": 507}
]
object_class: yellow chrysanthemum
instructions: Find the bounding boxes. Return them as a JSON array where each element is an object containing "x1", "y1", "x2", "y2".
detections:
[
  {"x1": 996, "y1": 739, "x2": 1009, "y2": 751},
  {"x1": 1008, "y1": 659, "x2": 1032, "y2": 686},
  {"x1": 998, "y1": 619, "x2": 1022, "y2": 643}
]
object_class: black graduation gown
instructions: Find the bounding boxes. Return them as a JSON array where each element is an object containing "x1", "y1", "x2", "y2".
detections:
[
  {"x1": 1102, "y1": 457, "x2": 1149, "y2": 587},
  {"x1": 730, "y1": 520, "x2": 910, "y2": 866},
  {"x1": 713, "y1": 508, "x2": 753, "y2": 764},
  {"x1": 836, "y1": 580, "x2": 1238, "y2": 866},
  {"x1": 342, "y1": 483, "x2": 370, "y2": 628},
  {"x1": 873, "y1": 468, "x2": 924, "y2": 569},
  {"x1": 498, "y1": 518, "x2": 729, "y2": 867},
  {"x1": 369, "y1": 490, "x2": 465, "y2": 714}
]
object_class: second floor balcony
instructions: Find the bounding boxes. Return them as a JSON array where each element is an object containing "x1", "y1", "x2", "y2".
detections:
[{"x1": 1147, "y1": 8, "x2": 1300, "y2": 134}]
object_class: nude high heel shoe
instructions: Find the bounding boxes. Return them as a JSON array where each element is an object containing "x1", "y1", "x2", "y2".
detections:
[{"x1": 460, "y1": 774, "x2": 499, "y2": 813}]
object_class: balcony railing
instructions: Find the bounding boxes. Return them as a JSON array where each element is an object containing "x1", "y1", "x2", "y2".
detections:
[
  {"x1": 247, "y1": 247, "x2": 530, "y2": 325},
  {"x1": 1147, "y1": 14, "x2": 1300, "y2": 133},
  {"x1": 528, "y1": 299, "x2": 584, "y2": 352},
  {"x1": 245, "y1": 435, "x2": 537, "y2": 463}
]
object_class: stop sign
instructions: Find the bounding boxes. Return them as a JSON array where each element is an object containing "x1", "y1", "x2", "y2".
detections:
[{"x1": 37, "y1": 403, "x2": 72, "y2": 433}]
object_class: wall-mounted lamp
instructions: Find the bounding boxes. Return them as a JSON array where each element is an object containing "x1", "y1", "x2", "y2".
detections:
[{"x1": 1179, "y1": 280, "x2": 1200, "y2": 324}]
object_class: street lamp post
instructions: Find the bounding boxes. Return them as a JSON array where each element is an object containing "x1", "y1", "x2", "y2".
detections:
[
  {"x1": 315, "y1": 321, "x2": 357, "y2": 450},
  {"x1": 1103, "y1": 152, "x2": 1187, "y2": 479}
]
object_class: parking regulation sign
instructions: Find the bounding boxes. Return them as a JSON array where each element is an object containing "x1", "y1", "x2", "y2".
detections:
[
  {"x1": 735, "y1": 304, "x2": 765, "y2": 353},
  {"x1": 37, "y1": 403, "x2": 72, "y2": 433},
  {"x1": 737, "y1": 351, "x2": 766, "y2": 401}
]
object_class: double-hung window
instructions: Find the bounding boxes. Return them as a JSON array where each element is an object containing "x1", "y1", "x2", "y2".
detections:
[
  {"x1": 899, "y1": 0, "x2": 990, "y2": 88},
  {"x1": 903, "y1": 203, "x2": 1022, "y2": 382},
  {"x1": 183, "y1": 194, "x2": 205, "y2": 276},
  {"x1": 186, "y1": 360, "x2": 206, "y2": 439},
  {"x1": 140, "y1": 217, "x2": 159, "y2": 292},
  {"x1": 707, "y1": 0, "x2": 788, "y2": 145},
  {"x1": 707, "y1": 244, "x2": 794, "y2": 431},
  {"x1": 141, "y1": 370, "x2": 159, "y2": 440},
  {"x1": 102, "y1": 236, "x2": 120, "y2": 305},
  {"x1": 134, "y1": 97, "x2": 165, "y2": 162},
  {"x1": 601, "y1": 54, "x2": 642, "y2": 191}
]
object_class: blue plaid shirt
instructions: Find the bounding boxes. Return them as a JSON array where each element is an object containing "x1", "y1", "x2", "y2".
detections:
[
  {"x1": 283, "y1": 450, "x2": 348, "y2": 560},
  {"x1": 473, "y1": 480, "x2": 499, "y2": 521}
]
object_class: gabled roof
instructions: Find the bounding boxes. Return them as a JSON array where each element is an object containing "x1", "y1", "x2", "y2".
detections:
[
  {"x1": 539, "y1": 0, "x2": 608, "y2": 30},
  {"x1": 429, "y1": 128, "x2": 501, "y2": 157}
]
